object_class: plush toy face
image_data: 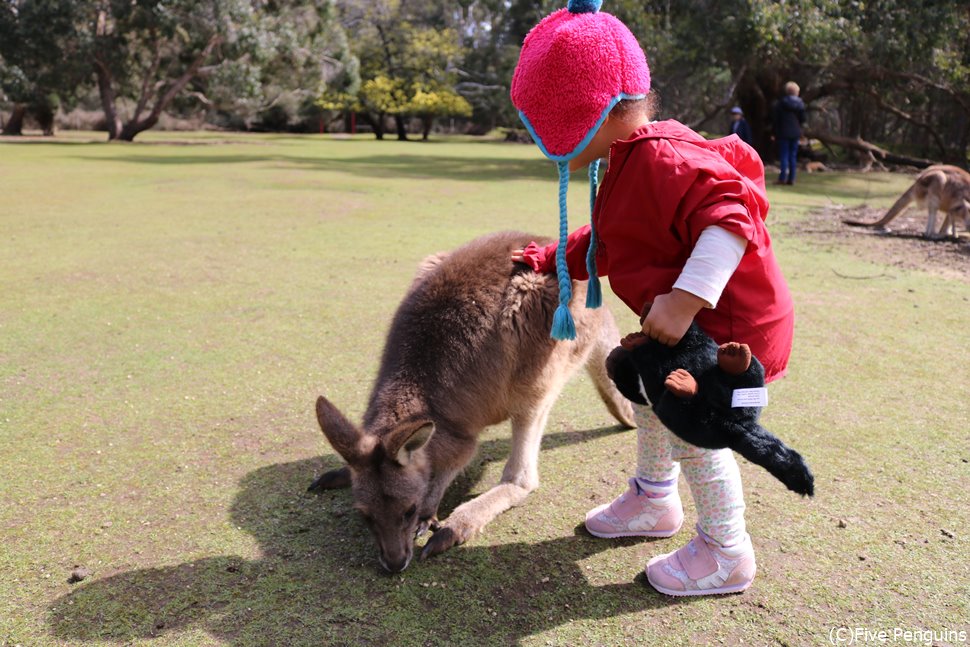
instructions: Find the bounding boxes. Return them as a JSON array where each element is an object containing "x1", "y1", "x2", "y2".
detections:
[{"x1": 606, "y1": 322, "x2": 814, "y2": 497}]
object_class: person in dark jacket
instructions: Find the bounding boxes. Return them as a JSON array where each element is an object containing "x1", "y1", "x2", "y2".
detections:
[
  {"x1": 771, "y1": 82, "x2": 806, "y2": 185},
  {"x1": 729, "y1": 106, "x2": 753, "y2": 147}
]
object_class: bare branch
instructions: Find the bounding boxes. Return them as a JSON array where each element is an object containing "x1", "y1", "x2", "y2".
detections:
[
  {"x1": 687, "y1": 64, "x2": 747, "y2": 131},
  {"x1": 145, "y1": 34, "x2": 221, "y2": 125},
  {"x1": 186, "y1": 91, "x2": 213, "y2": 108},
  {"x1": 861, "y1": 88, "x2": 948, "y2": 157}
]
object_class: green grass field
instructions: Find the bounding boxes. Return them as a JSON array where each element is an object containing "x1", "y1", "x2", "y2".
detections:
[{"x1": 1, "y1": 132, "x2": 967, "y2": 646}]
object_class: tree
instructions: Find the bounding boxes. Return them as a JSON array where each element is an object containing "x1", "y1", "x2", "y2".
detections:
[
  {"x1": 80, "y1": 0, "x2": 358, "y2": 140},
  {"x1": 408, "y1": 82, "x2": 472, "y2": 140},
  {"x1": 220, "y1": 0, "x2": 360, "y2": 132},
  {"x1": 80, "y1": 0, "x2": 256, "y2": 141},
  {"x1": 609, "y1": 0, "x2": 970, "y2": 164},
  {"x1": 355, "y1": 74, "x2": 409, "y2": 139},
  {"x1": 0, "y1": 0, "x2": 88, "y2": 135},
  {"x1": 336, "y1": 0, "x2": 468, "y2": 140}
]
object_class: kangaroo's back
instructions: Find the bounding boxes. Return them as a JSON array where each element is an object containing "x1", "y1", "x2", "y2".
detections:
[{"x1": 365, "y1": 231, "x2": 565, "y2": 430}]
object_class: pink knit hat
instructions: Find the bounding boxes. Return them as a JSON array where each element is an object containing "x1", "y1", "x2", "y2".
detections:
[
  {"x1": 511, "y1": 0, "x2": 651, "y2": 161},
  {"x1": 510, "y1": 0, "x2": 651, "y2": 340}
]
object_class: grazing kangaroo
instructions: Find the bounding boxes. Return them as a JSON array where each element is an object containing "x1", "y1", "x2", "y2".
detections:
[
  {"x1": 311, "y1": 231, "x2": 635, "y2": 573},
  {"x1": 842, "y1": 165, "x2": 970, "y2": 239}
]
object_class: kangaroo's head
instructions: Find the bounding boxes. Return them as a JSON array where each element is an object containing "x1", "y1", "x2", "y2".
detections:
[{"x1": 315, "y1": 396, "x2": 434, "y2": 573}]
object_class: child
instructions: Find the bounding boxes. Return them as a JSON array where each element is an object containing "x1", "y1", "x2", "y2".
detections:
[
  {"x1": 509, "y1": 0, "x2": 794, "y2": 596},
  {"x1": 730, "y1": 106, "x2": 754, "y2": 147}
]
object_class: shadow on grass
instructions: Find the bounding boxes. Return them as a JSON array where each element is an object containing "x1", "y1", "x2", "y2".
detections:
[
  {"x1": 72, "y1": 152, "x2": 555, "y2": 182},
  {"x1": 48, "y1": 425, "x2": 689, "y2": 645}
]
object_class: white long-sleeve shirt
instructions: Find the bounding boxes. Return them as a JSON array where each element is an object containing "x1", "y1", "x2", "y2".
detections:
[{"x1": 672, "y1": 226, "x2": 747, "y2": 308}]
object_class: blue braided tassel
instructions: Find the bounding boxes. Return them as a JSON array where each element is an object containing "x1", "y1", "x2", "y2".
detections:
[
  {"x1": 585, "y1": 159, "x2": 603, "y2": 308},
  {"x1": 551, "y1": 161, "x2": 576, "y2": 340}
]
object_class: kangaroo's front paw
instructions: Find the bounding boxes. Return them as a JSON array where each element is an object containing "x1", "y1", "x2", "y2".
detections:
[
  {"x1": 415, "y1": 516, "x2": 440, "y2": 539},
  {"x1": 420, "y1": 526, "x2": 462, "y2": 560},
  {"x1": 420, "y1": 517, "x2": 476, "y2": 560}
]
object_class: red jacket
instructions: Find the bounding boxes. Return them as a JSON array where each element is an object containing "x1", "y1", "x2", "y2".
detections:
[{"x1": 523, "y1": 120, "x2": 794, "y2": 382}]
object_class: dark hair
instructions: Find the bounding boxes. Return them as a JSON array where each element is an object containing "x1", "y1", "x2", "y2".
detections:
[{"x1": 609, "y1": 93, "x2": 659, "y2": 122}]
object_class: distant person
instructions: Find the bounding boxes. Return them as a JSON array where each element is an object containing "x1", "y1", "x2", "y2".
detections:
[
  {"x1": 729, "y1": 106, "x2": 753, "y2": 146},
  {"x1": 771, "y1": 81, "x2": 806, "y2": 185}
]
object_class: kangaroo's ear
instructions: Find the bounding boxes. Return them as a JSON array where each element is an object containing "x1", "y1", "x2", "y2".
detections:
[
  {"x1": 383, "y1": 419, "x2": 435, "y2": 466},
  {"x1": 315, "y1": 396, "x2": 375, "y2": 466}
]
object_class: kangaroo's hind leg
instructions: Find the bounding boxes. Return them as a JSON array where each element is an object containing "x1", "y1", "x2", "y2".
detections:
[
  {"x1": 925, "y1": 202, "x2": 941, "y2": 238},
  {"x1": 422, "y1": 384, "x2": 562, "y2": 560},
  {"x1": 921, "y1": 172, "x2": 945, "y2": 238}
]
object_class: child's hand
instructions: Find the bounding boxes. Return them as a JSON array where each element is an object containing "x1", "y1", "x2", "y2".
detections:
[
  {"x1": 641, "y1": 290, "x2": 706, "y2": 346},
  {"x1": 512, "y1": 242, "x2": 549, "y2": 272}
]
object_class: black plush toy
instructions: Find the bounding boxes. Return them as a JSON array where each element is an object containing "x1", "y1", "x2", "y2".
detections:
[{"x1": 606, "y1": 313, "x2": 814, "y2": 497}]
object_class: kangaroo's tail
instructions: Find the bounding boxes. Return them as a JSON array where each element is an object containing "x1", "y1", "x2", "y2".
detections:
[
  {"x1": 728, "y1": 425, "x2": 814, "y2": 496},
  {"x1": 842, "y1": 180, "x2": 922, "y2": 229},
  {"x1": 587, "y1": 310, "x2": 637, "y2": 428}
]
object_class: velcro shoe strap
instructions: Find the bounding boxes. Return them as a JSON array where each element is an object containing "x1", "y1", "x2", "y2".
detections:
[{"x1": 678, "y1": 537, "x2": 718, "y2": 581}]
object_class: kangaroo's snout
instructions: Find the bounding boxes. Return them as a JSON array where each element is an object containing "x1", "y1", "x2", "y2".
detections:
[{"x1": 379, "y1": 545, "x2": 413, "y2": 573}]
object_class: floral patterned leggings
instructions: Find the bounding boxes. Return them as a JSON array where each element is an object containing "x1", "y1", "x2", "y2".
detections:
[{"x1": 634, "y1": 404, "x2": 747, "y2": 547}]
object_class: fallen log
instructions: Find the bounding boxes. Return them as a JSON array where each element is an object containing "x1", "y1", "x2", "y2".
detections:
[{"x1": 804, "y1": 129, "x2": 938, "y2": 169}]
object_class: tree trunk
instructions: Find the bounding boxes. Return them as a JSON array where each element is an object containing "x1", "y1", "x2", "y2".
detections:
[
  {"x1": 394, "y1": 114, "x2": 408, "y2": 141},
  {"x1": 117, "y1": 122, "x2": 147, "y2": 142},
  {"x1": 34, "y1": 105, "x2": 55, "y2": 136},
  {"x1": 2, "y1": 104, "x2": 27, "y2": 136},
  {"x1": 421, "y1": 116, "x2": 433, "y2": 141},
  {"x1": 371, "y1": 112, "x2": 385, "y2": 140},
  {"x1": 94, "y1": 59, "x2": 122, "y2": 140}
]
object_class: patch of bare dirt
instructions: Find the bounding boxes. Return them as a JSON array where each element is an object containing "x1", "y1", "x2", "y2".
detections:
[{"x1": 795, "y1": 204, "x2": 970, "y2": 281}]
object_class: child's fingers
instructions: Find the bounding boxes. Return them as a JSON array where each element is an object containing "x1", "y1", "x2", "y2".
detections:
[{"x1": 642, "y1": 319, "x2": 679, "y2": 347}]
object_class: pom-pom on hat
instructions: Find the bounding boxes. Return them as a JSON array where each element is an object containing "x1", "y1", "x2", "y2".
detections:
[{"x1": 510, "y1": 0, "x2": 651, "y2": 340}]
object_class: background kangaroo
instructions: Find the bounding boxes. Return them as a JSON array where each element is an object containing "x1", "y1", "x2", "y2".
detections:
[
  {"x1": 842, "y1": 165, "x2": 970, "y2": 239},
  {"x1": 312, "y1": 231, "x2": 635, "y2": 572}
]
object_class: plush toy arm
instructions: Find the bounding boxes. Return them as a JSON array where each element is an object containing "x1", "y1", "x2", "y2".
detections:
[
  {"x1": 664, "y1": 368, "x2": 698, "y2": 398},
  {"x1": 717, "y1": 342, "x2": 752, "y2": 375},
  {"x1": 605, "y1": 346, "x2": 649, "y2": 406}
]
